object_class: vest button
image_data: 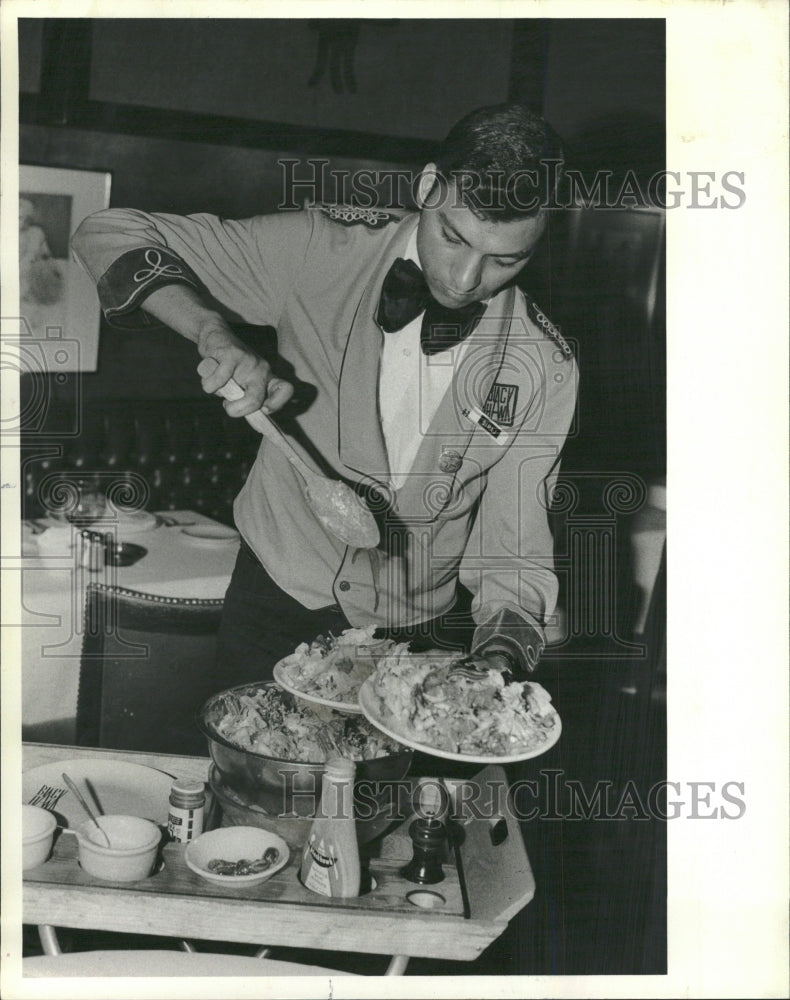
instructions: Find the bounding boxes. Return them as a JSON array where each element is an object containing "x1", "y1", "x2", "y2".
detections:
[{"x1": 338, "y1": 580, "x2": 351, "y2": 592}]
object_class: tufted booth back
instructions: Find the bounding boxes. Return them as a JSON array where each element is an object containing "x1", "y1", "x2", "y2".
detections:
[{"x1": 22, "y1": 397, "x2": 260, "y2": 526}]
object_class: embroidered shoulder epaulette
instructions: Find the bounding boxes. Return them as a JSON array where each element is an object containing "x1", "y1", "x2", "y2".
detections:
[
  {"x1": 318, "y1": 203, "x2": 400, "y2": 228},
  {"x1": 525, "y1": 295, "x2": 573, "y2": 359}
]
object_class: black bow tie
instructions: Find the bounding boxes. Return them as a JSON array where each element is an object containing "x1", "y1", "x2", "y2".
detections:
[{"x1": 376, "y1": 257, "x2": 485, "y2": 355}]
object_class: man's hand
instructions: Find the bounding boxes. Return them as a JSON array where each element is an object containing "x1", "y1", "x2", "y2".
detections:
[
  {"x1": 477, "y1": 650, "x2": 517, "y2": 677},
  {"x1": 138, "y1": 283, "x2": 294, "y2": 417},
  {"x1": 471, "y1": 607, "x2": 545, "y2": 678},
  {"x1": 454, "y1": 651, "x2": 516, "y2": 681},
  {"x1": 196, "y1": 325, "x2": 294, "y2": 417}
]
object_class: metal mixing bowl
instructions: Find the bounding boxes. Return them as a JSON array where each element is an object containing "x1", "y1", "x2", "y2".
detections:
[{"x1": 197, "y1": 681, "x2": 412, "y2": 820}]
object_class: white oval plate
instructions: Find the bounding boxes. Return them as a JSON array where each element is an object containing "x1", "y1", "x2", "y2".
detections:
[
  {"x1": 357, "y1": 678, "x2": 562, "y2": 765},
  {"x1": 272, "y1": 659, "x2": 365, "y2": 715},
  {"x1": 185, "y1": 827, "x2": 289, "y2": 886},
  {"x1": 23, "y1": 759, "x2": 175, "y2": 827},
  {"x1": 181, "y1": 524, "x2": 240, "y2": 545}
]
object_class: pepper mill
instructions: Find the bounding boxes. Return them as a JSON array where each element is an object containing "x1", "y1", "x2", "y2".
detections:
[{"x1": 400, "y1": 817, "x2": 447, "y2": 885}]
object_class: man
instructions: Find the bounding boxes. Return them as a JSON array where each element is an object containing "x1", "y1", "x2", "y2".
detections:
[{"x1": 71, "y1": 103, "x2": 578, "y2": 679}]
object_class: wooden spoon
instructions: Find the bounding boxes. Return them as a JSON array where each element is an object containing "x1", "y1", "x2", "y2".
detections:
[{"x1": 197, "y1": 359, "x2": 379, "y2": 549}]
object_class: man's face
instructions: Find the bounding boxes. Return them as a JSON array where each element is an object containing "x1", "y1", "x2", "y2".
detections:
[{"x1": 416, "y1": 175, "x2": 545, "y2": 309}]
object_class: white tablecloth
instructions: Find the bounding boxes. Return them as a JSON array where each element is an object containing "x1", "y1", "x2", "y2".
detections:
[{"x1": 17, "y1": 512, "x2": 239, "y2": 736}]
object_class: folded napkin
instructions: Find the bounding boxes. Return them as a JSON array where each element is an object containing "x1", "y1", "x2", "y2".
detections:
[{"x1": 33, "y1": 524, "x2": 74, "y2": 554}]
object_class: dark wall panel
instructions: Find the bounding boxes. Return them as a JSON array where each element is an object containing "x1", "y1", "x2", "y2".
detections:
[
  {"x1": 88, "y1": 19, "x2": 514, "y2": 141},
  {"x1": 20, "y1": 123, "x2": 420, "y2": 401},
  {"x1": 18, "y1": 19, "x2": 43, "y2": 93},
  {"x1": 543, "y1": 19, "x2": 665, "y2": 144}
]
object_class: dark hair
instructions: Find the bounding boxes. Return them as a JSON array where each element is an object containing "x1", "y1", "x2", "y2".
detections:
[{"x1": 434, "y1": 104, "x2": 564, "y2": 220}]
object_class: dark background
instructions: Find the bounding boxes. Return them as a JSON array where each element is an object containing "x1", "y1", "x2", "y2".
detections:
[
  {"x1": 18, "y1": 17, "x2": 666, "y2": 977},
  {"x1": 19, "y1": 17, "x2": 665, "y2": 483},
  {"x1": 19, "y1": 193, "x2": 73, "y2": 258}
]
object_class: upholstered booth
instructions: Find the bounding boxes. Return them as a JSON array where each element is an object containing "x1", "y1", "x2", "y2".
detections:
[
  {"x1": 22, "y1": 396, "x2": 260, "y2": 527},
  {"x1": 76, "y1": 583, "x2": 229, "y2": 756}
]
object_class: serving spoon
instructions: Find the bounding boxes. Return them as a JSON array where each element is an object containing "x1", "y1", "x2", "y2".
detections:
[
  {"x1": 197, "y1": 358, "x2": 379, "y2": 549},
  {"x1": 62, "y1": 772, "x2": 112, "y2": 847}
]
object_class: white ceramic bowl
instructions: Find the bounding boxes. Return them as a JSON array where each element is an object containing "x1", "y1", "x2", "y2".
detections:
[
  {"x1": 22, "y1": 804, "x2": 58, "y2": 870},
  {"x1": 185, "y1": 826, "x2": 289, "y2": 886},
  {"x1": 75, "y1": 815, "x2": 161, "y2": 882}
]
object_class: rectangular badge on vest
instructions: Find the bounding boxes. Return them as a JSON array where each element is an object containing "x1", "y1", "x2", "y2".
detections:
[{"x1": 482, "y1": 383, "x2": 519, "y2": 427}]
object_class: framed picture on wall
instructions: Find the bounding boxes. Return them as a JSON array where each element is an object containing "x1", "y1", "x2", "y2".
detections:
[{"x1": 19, "y1": 165, "x2": 111, "y2": 373}]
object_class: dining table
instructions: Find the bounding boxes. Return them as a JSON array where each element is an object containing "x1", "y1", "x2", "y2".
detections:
[
  {"x1": 21, "y1": 742, "x2": 536, "y2": 974},
  {"x1": 16, "y1": 510, "x2": 240, "y2": 743}
]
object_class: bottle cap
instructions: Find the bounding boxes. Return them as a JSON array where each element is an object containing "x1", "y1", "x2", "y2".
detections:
[
  {"x1": 171, "y1": 778, "x2": 205, "y2": 796},
  {"x1": 169, "y1": 778, "x2": 206, "y2": 807}
]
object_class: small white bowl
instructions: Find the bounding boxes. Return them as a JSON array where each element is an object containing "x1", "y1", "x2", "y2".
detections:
[
  {"x1": 22, "y1": 804, "x2": 58, "y2": 870},
  {"x1": 185, "y1": 826, "x2": 289, "y2": 886},
  {"x1": 75, "y1": 815, "x2": 161, "y2": 882}
]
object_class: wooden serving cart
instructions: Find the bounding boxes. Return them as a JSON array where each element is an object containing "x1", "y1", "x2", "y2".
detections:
[{"x1": 22, "y1": 743, "x2": 535, "y2": 973}]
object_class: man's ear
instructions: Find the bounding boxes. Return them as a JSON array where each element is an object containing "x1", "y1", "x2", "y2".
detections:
[{"x1": 416, "y1": 163, "x2": 440, "y2": 209}]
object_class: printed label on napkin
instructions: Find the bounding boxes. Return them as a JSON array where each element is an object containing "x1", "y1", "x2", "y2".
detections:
[{"x1": 28, "y1": 783, "x2": 67, "y2": 810}]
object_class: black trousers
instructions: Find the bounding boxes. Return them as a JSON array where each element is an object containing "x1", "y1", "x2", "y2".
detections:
[{"x1": 215, "y1": 542, "x2": 477, "y2": 683}]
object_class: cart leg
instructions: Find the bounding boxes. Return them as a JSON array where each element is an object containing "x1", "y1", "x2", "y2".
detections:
[
  {"x1": 37, "y1": 925, "x2": 61, "y2": 956},
  {"x1": 385, "y1": 954, "x2": 409, "y2": 975}
]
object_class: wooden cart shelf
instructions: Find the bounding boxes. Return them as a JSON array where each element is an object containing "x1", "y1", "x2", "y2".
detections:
[{"x1": 22, "y1": 743, "x2": 535, "y2": 963}]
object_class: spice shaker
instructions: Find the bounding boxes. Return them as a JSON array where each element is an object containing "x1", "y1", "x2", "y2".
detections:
[
  {"x1": 167, "y1": 778, "x2": 206, "y2": 843},
  {"x1": 78, "y1": 529, "x2": 104, "y2": 573},
  {"x1": 401, "y1": 777, "x2": 449, "y2": 884},
  {"x1": 401, "y1": 817, "x2": 448, "y2": 884}
]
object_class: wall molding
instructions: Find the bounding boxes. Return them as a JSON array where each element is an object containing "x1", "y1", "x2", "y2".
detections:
[{"x1": 20, "y1": 92, "x2": 437, "y2": 164}]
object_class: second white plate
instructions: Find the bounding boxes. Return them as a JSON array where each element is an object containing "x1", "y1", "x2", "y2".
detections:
[
  {"x1": 181, "y1": 524, "x2": 240, "y2": 545},
  {"x1": 272, "y1": 660, "x2": 364, "y2": 715}
]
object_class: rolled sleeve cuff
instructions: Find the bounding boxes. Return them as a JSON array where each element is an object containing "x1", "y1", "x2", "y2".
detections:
[
  {"x1": 471, "y1": 605, "x2": 546, "y2": 675},
  {"x1": 97, "y1": 247, "x2": 203, "y2": 329}
]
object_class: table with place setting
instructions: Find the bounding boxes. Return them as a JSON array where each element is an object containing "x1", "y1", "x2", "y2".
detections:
[{"x1": 16, "y1": 507, "x2": 240, "y2": 743}]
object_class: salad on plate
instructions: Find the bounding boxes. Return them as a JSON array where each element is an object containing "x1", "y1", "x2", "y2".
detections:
[
  {"x1": 364, "y1": 648, "x2": 560, "y2": 760},
  {"x1": 211, "y1": 683, "x2": 401, "y2": 763},
  {"x1": 274, "y1": 625, "x2": 401, "y2": 709}
]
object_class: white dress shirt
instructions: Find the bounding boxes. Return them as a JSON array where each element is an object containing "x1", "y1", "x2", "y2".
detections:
[{"x1": 378, "y1": 232, "x2": 472, "y2": 490}]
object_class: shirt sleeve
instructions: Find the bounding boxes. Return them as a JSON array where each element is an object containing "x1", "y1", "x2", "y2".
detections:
[
  {"x1": 470, "y1": 605, "x2": 546, "y2": 674},
  {"x1": 71, "y1": 207, "x2": 317, "y2": 329},
  {"x1": 460, "y1": 352, "x2": 579, "y2": 666}
]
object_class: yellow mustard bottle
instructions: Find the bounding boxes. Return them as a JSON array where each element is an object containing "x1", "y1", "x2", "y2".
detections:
[{"x1": 299, "y1": 757, "x2": 361, "y2": 898}]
